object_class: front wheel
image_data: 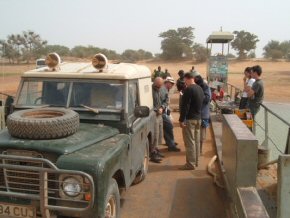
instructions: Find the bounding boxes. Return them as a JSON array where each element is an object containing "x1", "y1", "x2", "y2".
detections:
[{"x1": 105, "y1": 178, "x2": 120, "y2": 218}]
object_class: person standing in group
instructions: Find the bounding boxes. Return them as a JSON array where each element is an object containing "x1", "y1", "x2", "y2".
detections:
[
  {"x1": 247, "y1": 65, "x2": 264, "y2": 117},
  {"x1": 190, "y1": 66, "x2": 195, "y2": 72},
  {"x1": 176, "y1": 70, "x2": 186, "y2": 111},
  {"x1": 163, "y1": 69, "x2": 171, "y2": 79},
  {"x1": 179, "y1": 71, "x2": 204, "y2": 170},
  {"x1": 194, "y1": 74, "x2": 211, "y2": 155},
  {"x1": 152, "y1": 66, "x2": 164, "y2": 80},
  {"x1": 239, "y1": 67, "x2": 255, "y2": 109},
  {"x1": 151, "y1": 77, "x2": 165, "y2": 163},
  {"x1": 161, "y1": 77, "x2": 180, "y2": 152}
]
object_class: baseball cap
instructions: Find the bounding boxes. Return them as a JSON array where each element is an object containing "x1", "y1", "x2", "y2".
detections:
[{"x1": 165, "y1": 76, "x2": 175, "y2": 84}]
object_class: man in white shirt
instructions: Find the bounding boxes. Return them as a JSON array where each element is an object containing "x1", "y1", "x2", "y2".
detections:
[{"x1": 239, "y1": 67, "x2": 255, "y2": 109}]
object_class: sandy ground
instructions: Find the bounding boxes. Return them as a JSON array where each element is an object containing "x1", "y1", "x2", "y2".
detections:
[
  {"x1": 1, "y1": 59, "x2": 290, "y2": 102},
  {"x1": 121, "y1": 93, "x2": 228, "y2": 218}
]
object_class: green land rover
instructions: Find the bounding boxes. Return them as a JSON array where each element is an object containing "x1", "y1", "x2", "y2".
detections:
[{"x1": 0, "y1": 53, "x2": 155, "y2": 218}]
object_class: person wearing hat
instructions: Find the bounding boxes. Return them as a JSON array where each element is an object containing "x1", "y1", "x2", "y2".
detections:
[
  {"x1": 161, "y1": 77, "x2": 180, "y2": 152},
  {"x1": 179, "y1": 71, "x2": 204, "y2": 170}
]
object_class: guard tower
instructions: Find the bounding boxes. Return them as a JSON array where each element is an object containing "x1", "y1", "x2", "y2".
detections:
[{"x1": 206, "y1": 30, "x2": 234, "y2": 88}]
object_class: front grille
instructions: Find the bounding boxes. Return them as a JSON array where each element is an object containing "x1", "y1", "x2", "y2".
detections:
[
  {"x1": 3, "y1": 159, "x2": 57, "y2": 196},
  {"x1": 1, "y1": 150, "x2": 58, "y2": 197},
  {"x1": 0, "y1": 168, "x2": 5, "y2": 191},
  {"x1": 0, "y1": 151, "x2": 95, "y2": 213}
]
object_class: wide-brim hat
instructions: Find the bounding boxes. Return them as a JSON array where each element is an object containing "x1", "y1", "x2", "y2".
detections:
[{"x1": 165, "y1": 76, "x2": 175, "y2": 84}]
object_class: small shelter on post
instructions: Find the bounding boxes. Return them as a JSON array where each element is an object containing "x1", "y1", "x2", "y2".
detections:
[{"x1": 206, "y1": 30, "x2": 234, "y2": 88}]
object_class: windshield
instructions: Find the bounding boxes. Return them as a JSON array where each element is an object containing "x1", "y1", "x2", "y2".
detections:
[
  {"x1": 70, "y1": 82, "x2": 124, "y2": 109},
  {"x1": 18, "y1": 81, "x2": 70, "y2": 106},
  {"x1": 17, "y1": 80, "x2": 125, "y2": 110}
]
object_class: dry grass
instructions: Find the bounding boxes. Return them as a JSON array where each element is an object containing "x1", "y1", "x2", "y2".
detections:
[{"x1": 1, "y1": 60, "x2": 289, "y2": 102}]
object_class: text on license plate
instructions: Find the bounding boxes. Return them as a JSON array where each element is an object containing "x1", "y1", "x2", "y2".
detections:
[{"x1": 0, "y1": 203, "x2": 36, "y2": 218}]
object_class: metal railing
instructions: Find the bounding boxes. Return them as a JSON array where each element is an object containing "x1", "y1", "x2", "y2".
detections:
[
  {"x1": 224, "y1": 83, "x2": 242, "y2": 100},
  {"x1": 254, "y1": 104, "x2": 290, "y2": 161},
  {"x1": 223, "y1": 83, "x2": 290, "y2": 161}
]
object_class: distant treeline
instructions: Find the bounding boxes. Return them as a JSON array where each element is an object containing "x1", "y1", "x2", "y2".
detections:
[
  {"x1": 0, "y1": 30, "x2": 153, "y2": 64},
  {"x1": 1, "y1": 29, "x2": 290, "y2": 64}
]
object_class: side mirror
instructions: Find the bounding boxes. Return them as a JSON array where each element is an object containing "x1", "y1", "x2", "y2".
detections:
[{"x1": 134, "y1": 106, "x2": 150, "y2": 118}]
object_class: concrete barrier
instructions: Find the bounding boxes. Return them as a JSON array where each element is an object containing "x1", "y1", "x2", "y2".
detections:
[
  {"x1": 221, "y1": 115, "x2": 269, "y2": 217},
  {"x1": 277, "y1": 155, "x2": 290, "y2": 218},
  {"x1": 222, "y1": 115, "x2": 258, "y2": 198},
  {"x1": 237, "y1": 187, "x2": 269, "y2": 218}
]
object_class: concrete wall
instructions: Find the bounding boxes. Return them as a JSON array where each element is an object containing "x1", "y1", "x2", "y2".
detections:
[
  {"x1": 222, "y1": 114, "x2": 258, "y2": 201},
  {"x1": 277, "y1": 155, "x2": 290, "y2": 218},
  {"x1": 221, "y1": 114, "x2": 266, "y2": 218}
]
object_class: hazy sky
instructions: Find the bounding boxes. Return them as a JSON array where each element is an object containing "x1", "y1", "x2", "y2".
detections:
[{"x1": 1, "y1": 0, "x2": 290, "y2": 57}]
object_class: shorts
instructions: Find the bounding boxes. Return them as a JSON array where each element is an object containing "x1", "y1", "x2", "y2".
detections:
[{"x1": 201, "y1": 119, "x2": 210, "y2": 128}]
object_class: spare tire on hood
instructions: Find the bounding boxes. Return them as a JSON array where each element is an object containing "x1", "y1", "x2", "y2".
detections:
[{"x1": 7, "y1": 108, "x2": 79, "y2": 140}]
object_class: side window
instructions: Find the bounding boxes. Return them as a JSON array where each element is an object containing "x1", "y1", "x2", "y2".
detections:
[{"x1": 128, "y1": 82, "x2": 139, "y2": 115}]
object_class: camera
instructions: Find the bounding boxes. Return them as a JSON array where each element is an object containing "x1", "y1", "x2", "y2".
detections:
[{"x1": 164, "y1": 108, "x2": 171, "y2": 116}]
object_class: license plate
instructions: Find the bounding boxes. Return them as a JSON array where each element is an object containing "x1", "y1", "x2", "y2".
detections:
[{"x1": 0, "y1": 203, "x2": 36, "y2": 218}]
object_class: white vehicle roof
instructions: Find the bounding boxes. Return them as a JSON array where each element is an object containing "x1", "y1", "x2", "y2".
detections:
[{"x1": 23, "y1": 62, "x2": 151, "y2": 80}]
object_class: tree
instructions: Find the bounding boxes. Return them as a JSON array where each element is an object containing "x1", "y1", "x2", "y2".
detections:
[
  {"x1": 98, "y1": 48, "x2": 120, "y2": 60},
  {"x1": 159, "y1": 26, "x2": 195, "y2": 60},
  {"x1": 121, "y1": 49, "x2": 153, "y2": 62},
  {"x1": 71, "y1": 45, "x2": 99, "y2": 58},
  {"x1": 21, "y1": 31, "x2": 47, "y2": 62},
  {"x1": 136, "y1": 49, "x2": 153, "y2": 60},
  {"x1": 280, "y1": 40, "x2": 290, "y2": 59},
  {"x1": 231, "y1": 30, "x2": 259, "y2": 59},
  {"x1": 44, "y1": 45, "x2": 70, "y2": 56},
  {"x1": 0, "y1": 31, "x2": 47, "y2": 63},
  {"x1": 121, "y1": 49, "x2": 139, "y2": 62},
  {"x1": 263, "y1": 40, "x2": 290, "y2": 60},
  {"x1": 263, "y1": 40, "x2": 280, "y2": 59},
  {"x1": 71, "y1": 45, "x2": 121, "y2": 60},
  {"x1": 248, "y1": 51, "x2": 256, "y2": 59},
  {"x1": 192, "y1": 43, "x2": 208, "y2": 63},
  {"x1": 0, "y1": 39, "x2": 19, "y2": 63}
]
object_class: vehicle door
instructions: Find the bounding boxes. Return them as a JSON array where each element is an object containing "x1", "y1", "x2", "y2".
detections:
[{"x1": 128, "y1": 81, "x2": 147, "y2": 179}]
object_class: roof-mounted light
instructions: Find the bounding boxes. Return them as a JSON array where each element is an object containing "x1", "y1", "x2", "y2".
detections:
[
  {"x1": 92, "y1": 53, "x2": 108, "y2": 72},
  {"x1": 45, "y1": 52, "x2": 61, "y2": 71}
]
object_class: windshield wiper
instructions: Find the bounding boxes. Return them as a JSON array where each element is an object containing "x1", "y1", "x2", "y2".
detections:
[{"x1": 79, "y1": 104, "x2": 99, "y2": 114}]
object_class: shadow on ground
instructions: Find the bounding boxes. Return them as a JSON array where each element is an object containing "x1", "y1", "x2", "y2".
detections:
[{"x1": 169, "y1": 178, "x2": 227, "y2": 218}]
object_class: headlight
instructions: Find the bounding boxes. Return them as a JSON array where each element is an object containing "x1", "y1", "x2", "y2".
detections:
[{"x1": 62, "y1": 177, "x2": 82, "y2": 197}]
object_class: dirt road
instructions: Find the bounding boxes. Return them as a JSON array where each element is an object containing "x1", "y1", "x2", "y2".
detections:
[{"x1": 120, "y1": 95, "x2": 228, "y2": 218}]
